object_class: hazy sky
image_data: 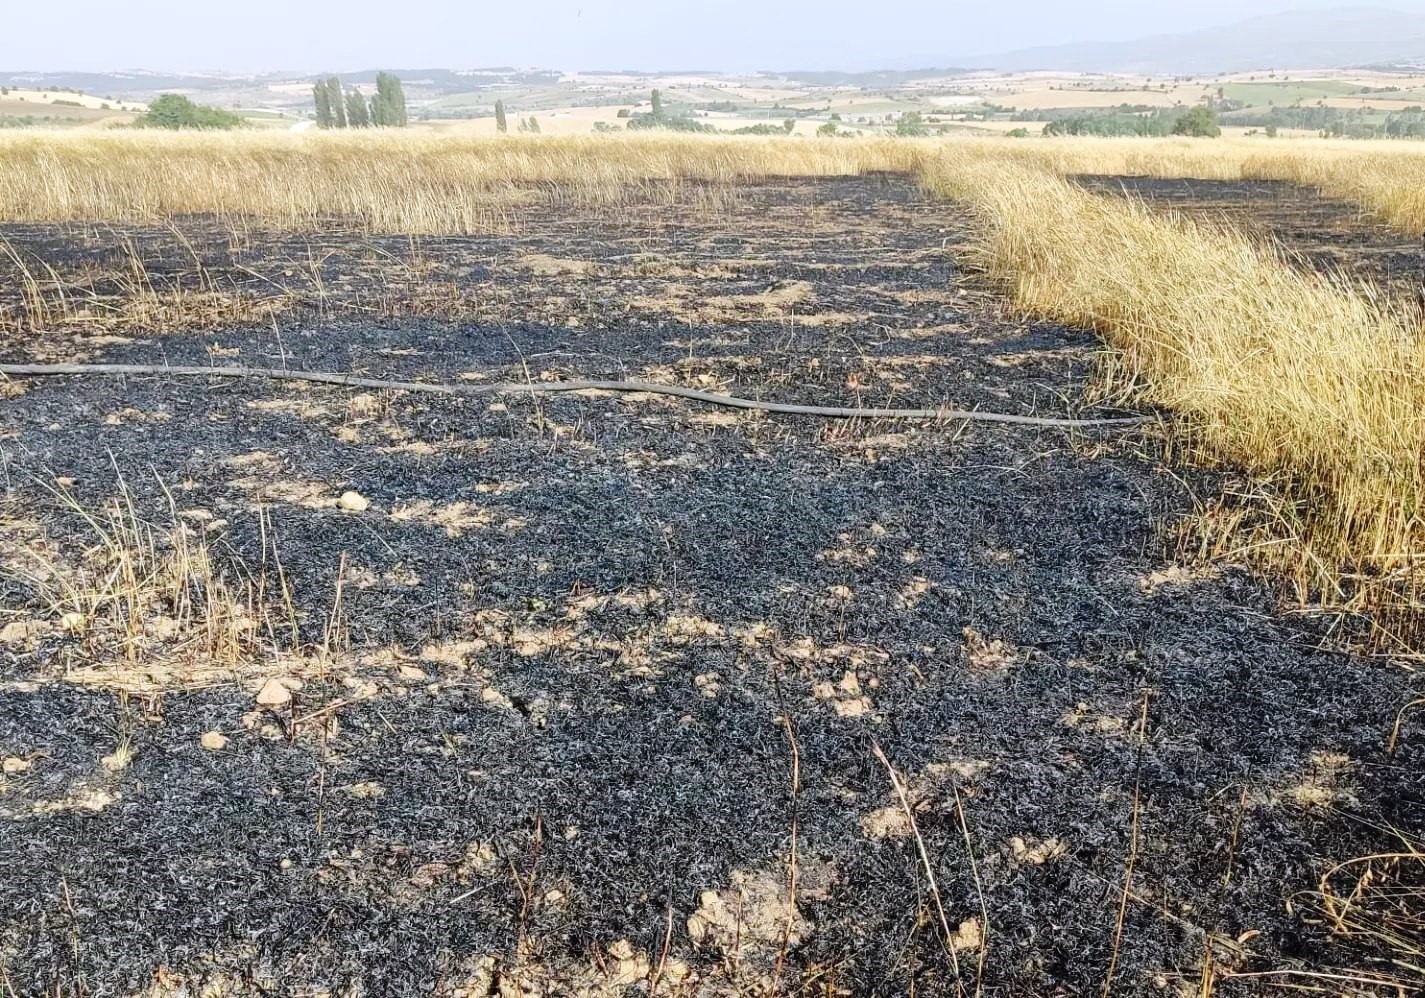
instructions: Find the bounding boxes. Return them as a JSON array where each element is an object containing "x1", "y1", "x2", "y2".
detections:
[{"x1": 1, "y1": 2, "x2": 1417, "y2": 73}]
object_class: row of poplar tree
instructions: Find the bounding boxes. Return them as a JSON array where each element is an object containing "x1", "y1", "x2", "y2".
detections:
[{"x1": 312, "y1": 72, "x2": 407, "y2": 128}]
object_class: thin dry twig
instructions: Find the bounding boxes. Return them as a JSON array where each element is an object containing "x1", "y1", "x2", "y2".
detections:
[
  {"x1": 871, "y1": 741, "x2": 965, "y2": 996},
  {"x1": 647, "y1": 897, "x2": 676, "y2": 997},
  {"x1": 950, "y1": 782, "x2": 990, "y2": 996},
  {"x1": 1103, "y1": 689, "x2": 1153, "y2": 997},
  {"x1": 775, "y1": 713, "x2": 802, "y2": 988}
]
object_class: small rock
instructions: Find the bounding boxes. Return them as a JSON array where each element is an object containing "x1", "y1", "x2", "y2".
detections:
[
  {"x1": 397, "y1": 664, "x2": 428, "y2": 681},
  {"x1": 256, "y1": 679, "x2": 292, "y2": 707},
  {"x1": 200, "y1": 731, "x2": 230, "y2": 751},
  {"x1": 59, "y1": 611, "x2": 87, "y2": 633},
  {"x1": 481, "y1": 686, "x2": 513, "y2": 709},
  {"x1": 950, "y1": 917, "x2": 983, "y2": 953},
  {"x1": 2, "y1": 756, "x2": 31, "y2": 775},
  {"x1": 337, "y1": 490, "x2": 370, "y2": 512}
]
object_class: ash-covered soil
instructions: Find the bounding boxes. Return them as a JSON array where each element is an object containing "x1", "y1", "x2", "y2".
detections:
[
  {"x1": 1076, "y1": 174, "x2": 1424, "y2": 303},
  {"x1": 0, "y1": 176, "x2": 1421, "y2": 997}
]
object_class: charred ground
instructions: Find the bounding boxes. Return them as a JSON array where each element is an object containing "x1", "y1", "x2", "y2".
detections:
[{"x1": 0, "y1": 176, "x2": 1421, "y2": 997}]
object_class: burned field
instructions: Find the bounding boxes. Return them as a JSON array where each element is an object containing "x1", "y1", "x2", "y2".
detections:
[{"x1": 1, "y1": 175, "x2": 1422, "y2": 997}]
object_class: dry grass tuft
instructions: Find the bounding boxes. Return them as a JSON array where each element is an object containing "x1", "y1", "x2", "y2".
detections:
[
  {"x1": 0, "y1": 237, "x2": 290, "y2": 338},
  {"x1": 6, "y1": 477, "x2": 322, "y2": 691}
]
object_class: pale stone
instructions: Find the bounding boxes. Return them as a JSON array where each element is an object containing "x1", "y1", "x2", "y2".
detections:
[{"x1": 256, "y1": 678, "x2": 292, "y2": 706}]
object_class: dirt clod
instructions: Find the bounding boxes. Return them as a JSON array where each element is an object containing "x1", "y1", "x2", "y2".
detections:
[
  {"x1": 255, "y1": 679, "x2": 292, "y2": 706},
  {"x1": 337, "y1": 490, "x2": 370, "y2": 512}
]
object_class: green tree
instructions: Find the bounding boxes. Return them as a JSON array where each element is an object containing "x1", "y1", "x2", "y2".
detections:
[
  {"x1": 372, "y1": 72, "x2": 408, "y2": 127},
  {"x1": 895, "y1": 111, "x2": 929, "y2": 136},
  {"x1": 344, "y1": 88, "x2": 370, "y2": 127},
  {"x1": 650, "y1": 88, "x2": 663, "y2": 119},
  {"x1": 140, "y1": 94, "x2": 244, "y2": 130},
  {"x1": 782, "y1": 118, "x2": 795, "y2": 134},
  {"x1": 327, "y1": 77, "x2": 347, "y2": 128},
  {"x1": 494, "y1": 99, "x2": 507, "y2": 133},
  {"x1": 1172, "y1": 104, "x2": 1221, "y2": 137},
  {"x1": 313, "y1": 81, "x2": 333, "y2": 128},
  {"x1": 816, "y1": 121, "x2": 839, "y2": 137}
]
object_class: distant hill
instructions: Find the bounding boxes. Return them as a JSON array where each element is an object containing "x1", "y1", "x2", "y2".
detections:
[
  {"x1": 775, "y1": 68, "x2": 970, "y2": 87},
  {"x1": 967, "y1": 7, "x2": 1425, "y2": 74},
  {"x1": 0, "y1": 68, "x2": 560, "y2": 101}
]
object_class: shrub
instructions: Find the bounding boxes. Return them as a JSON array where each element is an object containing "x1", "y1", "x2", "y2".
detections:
[
  {"x1": 140, "y1": 94, "x2": 244, "y2": 130},
  {"x1": 1173, "y1": 105, "x2": 1221, "y2": 138},
  {"x1": 895, "y1": 111, "x2": 930, "y2": 137},
  {"x1": 628, "y1": 112, "x2": 710, "y2": 132},
  {"x1": 729, "y1": 122, "x2": 786, "y2": 135}
]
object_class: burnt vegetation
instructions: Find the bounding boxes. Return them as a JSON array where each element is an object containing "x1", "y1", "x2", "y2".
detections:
[{"x1": 0, "y1": 172, "x2": 1421, "y2": 996}]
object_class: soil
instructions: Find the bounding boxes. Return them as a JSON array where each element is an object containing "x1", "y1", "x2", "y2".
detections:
[
  {"x1": 1075, "y1": 174, "x2": 1425, "y2": 302},
  {"x1": 0, "y1": 175, "x2": 1422, "y2": 997}
]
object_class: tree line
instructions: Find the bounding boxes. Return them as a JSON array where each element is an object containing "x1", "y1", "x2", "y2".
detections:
[
  {"x1": 1224, "y1": 102, "x2": 1425, "y2": 139},
  {"x1": 1040, "y1": 105, "x2": 1221, "y2": 138},
  {"x1": 313, "y1": 73, "x2": 407, "y2": 128}
]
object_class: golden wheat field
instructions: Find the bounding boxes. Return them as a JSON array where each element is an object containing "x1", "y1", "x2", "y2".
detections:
[{"x1": 2, "y1": 129, "x2": 1424, "y2": 996}]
